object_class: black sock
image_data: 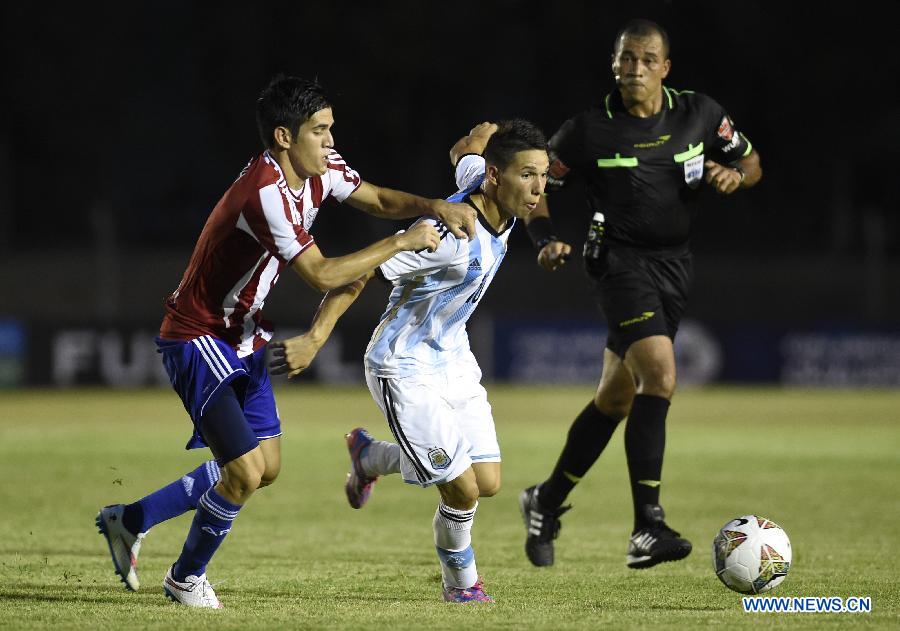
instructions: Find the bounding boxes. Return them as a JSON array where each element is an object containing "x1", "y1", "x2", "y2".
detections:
[
  {"x1": 625, "y1": 394, "x2": 670, "y2": 531},
  {"x1": 539, "y1": 402, "x2": 622, "y2": 510}
]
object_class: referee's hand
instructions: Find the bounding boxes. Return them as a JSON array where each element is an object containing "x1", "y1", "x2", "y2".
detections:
[
  {"x1": 537, "y1": 240, "x2": 572, "y2": 272},
  {"x1": 704, "y1": 160, "x2": 742, "y2": 194}
]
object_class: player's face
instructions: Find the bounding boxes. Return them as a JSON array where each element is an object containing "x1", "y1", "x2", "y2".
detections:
[
  {"x1": 287, "y1": 107, "x2": 335, "y2": 179},
  {"x1": 493, "y1": 149, "x2": 550, "y2": 220},
  {"x1": 612, "y1": 33, "x2": 670, "y2": 104}
]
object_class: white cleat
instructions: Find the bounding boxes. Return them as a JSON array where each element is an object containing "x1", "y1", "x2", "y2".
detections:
[
  {"x1": 163, "y1": 566, "x2": 223, "y2": 608},
  {"x1": 96, "y1": 504, "x2": 145, "y2": 591}
]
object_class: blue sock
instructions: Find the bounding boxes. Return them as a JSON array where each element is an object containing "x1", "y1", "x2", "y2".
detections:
[
  {"x1": 172, "y1": 487, "x2": 241, "y2": 581},
  {"x1": 122, "y1": 461, "x2": 220, "y2": 534}
]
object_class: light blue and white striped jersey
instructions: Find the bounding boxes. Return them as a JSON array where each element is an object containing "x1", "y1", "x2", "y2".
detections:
[{"x1": 364, "y1": 155, "x2": 513, "y2": 378}]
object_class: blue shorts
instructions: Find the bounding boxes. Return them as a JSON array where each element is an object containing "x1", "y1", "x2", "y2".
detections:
[{"x1": 156, "y1": 336, "x2": 282, "y2": 450}]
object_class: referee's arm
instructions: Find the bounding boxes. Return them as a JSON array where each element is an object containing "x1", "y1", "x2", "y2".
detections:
[
  {"x1": 526, "y1": 196, "x2": 572, "y2": 272},
  {"x1": 704, "y1": 148, "x2": 762, "y2": 194}
]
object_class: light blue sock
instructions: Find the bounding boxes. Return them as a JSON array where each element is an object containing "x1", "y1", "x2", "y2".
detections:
[{"x1": 434, "y1": 501, "x2": 478, "y2": 588}]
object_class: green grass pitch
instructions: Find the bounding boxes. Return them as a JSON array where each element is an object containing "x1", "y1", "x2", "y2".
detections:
[{"x1": 1, "y1": 386, "x2": 898, "y2": 629}]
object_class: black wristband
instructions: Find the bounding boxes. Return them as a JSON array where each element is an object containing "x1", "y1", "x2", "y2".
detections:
[{"x1": 526, "y1": 216, "x2": 557, "y2": 250}]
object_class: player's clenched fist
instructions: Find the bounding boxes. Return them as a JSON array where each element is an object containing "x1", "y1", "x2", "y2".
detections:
[
  {"x1": 269, "y1": 334, "x2": 321, "y2": 378},
  {"x1": 396, "y1": 222, "x2": 441, "y2": 253},
  {"x1": 537, "y1": 240, "x2": 572, "y2": 271}
]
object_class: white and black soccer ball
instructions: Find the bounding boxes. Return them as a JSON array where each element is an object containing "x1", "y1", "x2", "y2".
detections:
[{"x1": 712, "y1": 515, "x2": 792, "y2": 594}]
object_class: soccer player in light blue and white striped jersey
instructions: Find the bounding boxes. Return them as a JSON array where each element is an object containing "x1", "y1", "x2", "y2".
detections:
[{"x1": 271, "y1": 120, "x2": 549, "y2": 602}]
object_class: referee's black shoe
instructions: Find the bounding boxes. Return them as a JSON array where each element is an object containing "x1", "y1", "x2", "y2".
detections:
[
  {"x1": 626, "y1": 504, "x2": 692, "y2": 569},
  {"x1": 519, "y1": 485, "x2": 571, "y2": 567}
]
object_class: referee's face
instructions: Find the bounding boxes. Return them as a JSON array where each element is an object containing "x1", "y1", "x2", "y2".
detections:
[
  {"x1": 493, "y1": 149, "x2": 550, "y2": 220},
  {"x1": 613, "y1": 33, "x2": 670, "y2": 105}
]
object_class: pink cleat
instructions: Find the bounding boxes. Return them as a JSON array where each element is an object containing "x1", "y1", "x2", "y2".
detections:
[
  {"x1": 345, "y1": 428, "x2": 378, "y2": 509},
  {"x1": 442, "y1": 577, "x2": 494, "y2": 603}
]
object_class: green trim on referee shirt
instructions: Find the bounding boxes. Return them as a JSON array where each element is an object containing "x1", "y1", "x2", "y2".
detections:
[
  {"x1": 604, "y1": 94, "x2": 613, "y2": 119},
  {"x1": 597, "y1": 153, "x2": 638, "y2": 168},
  {"x1": 742, "y1": 135, "x2": 753, "y2": 157},
  {"x1": 674, "y1": 142, "x2": 704, "y2": 163}
]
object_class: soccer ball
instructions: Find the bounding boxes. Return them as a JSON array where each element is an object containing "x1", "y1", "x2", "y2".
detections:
[{"x1": 712, "y1": 515, "x2": 792, "y2": 594}]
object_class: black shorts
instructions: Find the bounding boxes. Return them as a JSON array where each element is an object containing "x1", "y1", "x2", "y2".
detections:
[{"x1": 586, "y1": 246, "x2": 693, "y2": 358}]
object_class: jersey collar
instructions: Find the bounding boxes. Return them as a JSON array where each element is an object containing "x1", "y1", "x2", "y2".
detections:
[
  {"x1": 463, "y1": 194, "x2": 513, "y2": 237},
  {"x1": 264, "y1": 149, "x2": 306, "y2": 200},
  {"x1": 604, "y1": 86, "x2": 675, "y2": 119}
]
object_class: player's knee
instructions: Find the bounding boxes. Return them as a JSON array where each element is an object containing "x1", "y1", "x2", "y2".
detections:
[
  {"x1": 441, "y1": 478, "x2": 480, "y2": 510},
  {"x1": 221, "y1": 464, "x2": 264, "y2": 501},
  {"x1": 258, "y1": 463, "x2": 280, "y2": 488},
  {"x1": 225, "y1": 474, "x2": 261, "y2": 500},
  {"x1": 477, "y1": 478, "x2": 501, "y2": 497},
  {"x1": 638, "y1": 368, "x2": 676, "y2": 398},
  {"x1": 594, "y1": 396, "x2": 631, "y2": 422}
]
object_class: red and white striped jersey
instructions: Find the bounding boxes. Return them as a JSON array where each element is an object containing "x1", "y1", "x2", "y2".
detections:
[{"x1": 160, "y1": 149, "x2": 361, "y2": 356}]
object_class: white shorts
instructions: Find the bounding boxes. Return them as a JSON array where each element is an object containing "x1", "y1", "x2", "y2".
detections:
[{"x1": 364, "y1": 351, "x2": 501, "y2": 487}]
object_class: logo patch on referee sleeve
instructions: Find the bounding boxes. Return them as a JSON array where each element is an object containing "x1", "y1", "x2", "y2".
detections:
[
  {"x1": 428, "y1": 448, "x2": 452, "y2": 470},
  {"x1": 549, "y1": 158, "x2": 570, "y2": 179},
  {"x1": 716, "y1": 116, "x2": 734, "y2": 141}
]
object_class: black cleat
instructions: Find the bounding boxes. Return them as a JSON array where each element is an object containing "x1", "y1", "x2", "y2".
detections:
[
  {"x1": 626, "y1": 504, "x2": 692, "y2": 569},
  {"x1": 519, "y1": 485, "x2": 571, "y2": 567}
]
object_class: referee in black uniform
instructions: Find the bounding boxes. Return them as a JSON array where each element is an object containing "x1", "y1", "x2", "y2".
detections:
[{"x1": 519, "y1": 19, "x2": 762, "y2": 569}]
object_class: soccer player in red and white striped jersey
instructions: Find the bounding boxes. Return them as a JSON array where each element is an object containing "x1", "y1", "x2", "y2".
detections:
[{"x1": 96, "y1": 75, "x2": 477, "y2": 607}]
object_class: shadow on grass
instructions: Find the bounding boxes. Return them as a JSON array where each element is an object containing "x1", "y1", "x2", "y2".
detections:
[
  {"x1": 1, "y1": 549, "x2": 112, "y2": 560},
  {"x1": 644, "y1": 603, "x2": 728, "y2": 612},
  {"x1": 0, "y1": 585, "x2": 171, "y2": 607}
]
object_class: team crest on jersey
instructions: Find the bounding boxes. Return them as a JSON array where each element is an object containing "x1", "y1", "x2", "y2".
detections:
[
  {"x1": 303, "y1": 206, "x2": 319, "y2": 229},
  {"x1": 717, "y1": 116, "x2": 734, "y2": 141},
  {"x1": 428, "y1": 447, "x2": 452, "y2": 470}
]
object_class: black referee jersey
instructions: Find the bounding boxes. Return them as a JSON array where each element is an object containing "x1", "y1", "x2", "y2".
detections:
[{"x1": 548, "y1": 86, "x2": 752, "y2": 253}]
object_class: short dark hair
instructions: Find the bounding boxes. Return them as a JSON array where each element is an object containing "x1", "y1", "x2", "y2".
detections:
[
  {"x1": 255, "y1": 75, "x2": 331, "y2": 148},
  {"x1": 483, "y1": 119, "x2": 547, "y2": 171},
  {"x1": 614, "y1": 19, "x2": 670, "y2": 58}
]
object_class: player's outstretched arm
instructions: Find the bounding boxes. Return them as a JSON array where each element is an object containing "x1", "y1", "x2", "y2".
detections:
[
  {"x1": 269, "y1": 272, "x2": 372, "y2": 378},
  {"x1": 291, "y1": 222, "x2": 439, "y2": 293},
  {"x1": 345, "y1": 182, "x2": 476, "y2": 240},
  {"x1": 449, "y1": 122, "x2": 498, "y2": 165},
  {"x1": 526, "y1": 196, "x2": 572, "y2": 272},
  {"x1": 704, "y1": 148, "x2": 762, "y2": 194}
]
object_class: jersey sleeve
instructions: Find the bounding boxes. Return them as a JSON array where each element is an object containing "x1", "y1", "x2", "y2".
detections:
[
  {"x1": 379, "y1": 218, "x2": 464, "y2": 282},
  {"x1": 246, "y1": 183, "x2": 315, "y2": 264},
  {"x1": 700, "y1": 95, "x2": 753, "y2": 164},
  {"x1": 455, "y1": 154, "x2": 485, "y2": 191},
  {"x1": 546, "y1": 116, "x2": 583, "y2": 190},
  {"x1": 323, "y1": 149, "x2": 362, "y2": 202}
]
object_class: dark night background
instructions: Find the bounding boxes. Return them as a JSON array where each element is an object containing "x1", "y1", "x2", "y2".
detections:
[{"x1": 1, "y1": 1, "x2": 898, "y2": 385}]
